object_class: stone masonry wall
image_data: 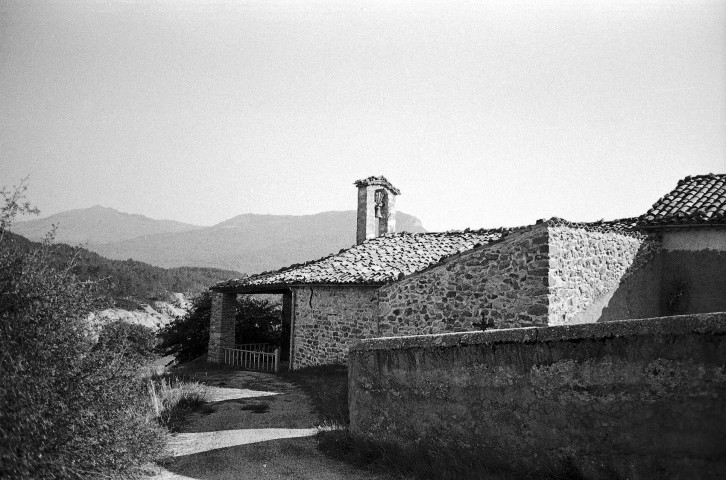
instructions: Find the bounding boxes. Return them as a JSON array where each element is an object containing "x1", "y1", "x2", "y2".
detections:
[
  {"x1": 291, "y1": 285, "x2": 379, "y2": 369},
  {"x1": 377, "y1": 224, "x2": 550, "y2": 336},
  {"x1": 349, "y1": 313, "x2": 726, "y2": 479},
  {"x1": 548, "y1": 225, "x2": 662, "y2": 325}
]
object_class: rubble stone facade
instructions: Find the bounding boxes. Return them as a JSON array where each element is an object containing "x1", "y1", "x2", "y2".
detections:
[
  {"x1": 290, "y1": 285, "x2": 379, "y2": 368},
  {"x1": 378, "y1": 224, "x2": 551, "y2": 335},
  {"x1": 547, "y1": 224, "x2": 662, "y2": 325}
]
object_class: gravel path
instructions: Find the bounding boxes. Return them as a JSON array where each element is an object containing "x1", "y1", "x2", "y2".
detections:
[{"x1": 145, "y1": 367, "x2": 386, "y2": 480}]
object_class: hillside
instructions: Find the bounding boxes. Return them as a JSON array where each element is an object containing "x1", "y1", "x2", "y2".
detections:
[
  {"x1": 1, "y1": 232, "x2": 242, "y2": 309},
  {"x1": 89, "y1": 210, "x2": 426, "y2": 273},
  {"x1": 11, "y1": 205, "x2": 201, "y2": 244}
]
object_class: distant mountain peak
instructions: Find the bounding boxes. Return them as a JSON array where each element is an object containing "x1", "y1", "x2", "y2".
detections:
[{"x1": 11, "y1": 206, "x2": 202, "y2": 245}]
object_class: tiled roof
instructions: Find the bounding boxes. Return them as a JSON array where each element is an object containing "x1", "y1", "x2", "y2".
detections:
[
  {"x1": 638, "y1": 173, "x2": 726, "y2": 227},
  {"x1": 214, "y1": 229, "x2": 507, "y2": 290},
  {"x1": 547, "y1": 217, "x2": 640, "y2": 234}
]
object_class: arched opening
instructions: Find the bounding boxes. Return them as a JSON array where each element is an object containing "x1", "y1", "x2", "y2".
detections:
[{"x1": 375, "y1": 189, "x2": 389, "y2": 236}]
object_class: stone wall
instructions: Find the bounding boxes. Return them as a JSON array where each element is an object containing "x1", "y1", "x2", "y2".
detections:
[
  {"x1": 349, "y1": 313, "x2": 726, "y2": 479},
  {"x1": 377, "y1": 224, "x2": 550, "y2": 335},
  {"x1": 547, "y1": 224, "x2": 662, "y2": 325},
  {"x1": 290, "y1": 285, "x2": 379, "y2": 368},
  {"x1": 660, "y1": 228, "x2": 726, "y2": 315}
]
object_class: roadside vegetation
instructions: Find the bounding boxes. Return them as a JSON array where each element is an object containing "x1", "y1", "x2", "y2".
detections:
[
  {"x1": 0, "y1": 207, "x2": 165, "y2": 478},
  {"x1": 0, "y1": 180, "x2": 211, "y2": 479},
  {"x1": 147, "y1": 373, "x2": 209, "y2": 432}
]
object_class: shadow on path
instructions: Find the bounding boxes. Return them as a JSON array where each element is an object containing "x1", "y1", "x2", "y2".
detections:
[{"x1": 146, "y1": 366, "x2": 388, "y2": 480}]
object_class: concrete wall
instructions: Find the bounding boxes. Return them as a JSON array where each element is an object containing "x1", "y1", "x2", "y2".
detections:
[
  {"x1": 290, "y1": 285, "x2": 379, "y2": 368},
  {"x1": 378, "y1": 224, "x2": 551, "y2": 335},
  {"x1": 660, "y1": 228, "x2": 726, "y2": 315},
  {"x1": 548, "y1": 225, "x2": 662, "y2": 325},
  {"x1": 349, "y1": 313, "x2": 726, "y2": 479}
]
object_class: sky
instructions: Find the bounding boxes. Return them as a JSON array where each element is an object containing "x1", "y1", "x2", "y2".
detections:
[{"x1": 1, "y1": 0, "x2": 724, "y2": 232}]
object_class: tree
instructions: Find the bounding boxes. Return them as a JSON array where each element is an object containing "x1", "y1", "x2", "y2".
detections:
[
  {"x1": 0, "y1": 181, "x2": 164, "y2": 479},
  {"x1": 236, "y1": 296, "x2": 284, "y2": 346},
  {"x1": 158, "y1": 293, "x2": 284, "y2": 363},
  {"x1": 157, "y1": 290, "x2": 213, "y2": 363}
]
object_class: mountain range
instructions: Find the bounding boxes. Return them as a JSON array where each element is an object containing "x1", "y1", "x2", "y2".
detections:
[{"x1": 11, "y1": 206, "x2": 426, "y2": 275}]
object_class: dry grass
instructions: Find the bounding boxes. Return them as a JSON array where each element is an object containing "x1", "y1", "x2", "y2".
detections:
[{"x1": 147, "y1": 374, "x2": 209, "y2": 431}]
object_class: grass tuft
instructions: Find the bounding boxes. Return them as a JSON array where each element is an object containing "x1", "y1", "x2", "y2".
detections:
[{"x1": 147, "y1": 373, "x2": 209, "y2": 431}]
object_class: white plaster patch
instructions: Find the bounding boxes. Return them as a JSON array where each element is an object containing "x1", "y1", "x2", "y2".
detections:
[{"x1": 662, "y1": 229, "x2": 726, "y2": 252}]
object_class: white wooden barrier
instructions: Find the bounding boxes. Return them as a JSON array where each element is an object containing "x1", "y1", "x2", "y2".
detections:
[{"x1": 222, "y1": 345, "x2": 280, "y2": 373}]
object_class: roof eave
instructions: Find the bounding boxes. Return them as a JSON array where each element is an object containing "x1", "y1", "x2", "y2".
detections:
[
  {"x1": 637, "y1": 222, "x2": 726, "y2": 230},
  {"x1": 211, "y1": 281, "x2": 384, "y2": 294}
]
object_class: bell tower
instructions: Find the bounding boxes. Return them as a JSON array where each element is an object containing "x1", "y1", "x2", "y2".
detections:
[{"x1": 354, "y1": 176, "x2": 401, "y2": 245}]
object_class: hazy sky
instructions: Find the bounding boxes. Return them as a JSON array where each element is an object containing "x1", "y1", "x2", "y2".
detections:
[{"x1": 1, "y1": 0, "x2": 724, "y2": 231}]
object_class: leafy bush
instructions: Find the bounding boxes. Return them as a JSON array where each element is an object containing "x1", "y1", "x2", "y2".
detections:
[
  {"x1": 0, "y1": 181, "x2": 165, "y2": 479},
  {"x1": 157, "y1": 290, "x2": 213, "y2": 363},
  {"x1": 236, "y1": 296, "x2": 285, "y2": 347},
  {"x1": 158, "y1": 292, "x2": 284, "y2": 364},
  {"x1": 97, "y1": 319, "x2": 157, "y2": 360}
]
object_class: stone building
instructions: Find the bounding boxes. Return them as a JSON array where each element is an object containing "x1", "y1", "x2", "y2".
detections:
[{"x1": 209, "y1": 173, "x2": 725, "y2": 369}]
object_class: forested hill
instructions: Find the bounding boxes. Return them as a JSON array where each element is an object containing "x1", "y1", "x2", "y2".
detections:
[{"x1": 2, "y1": 232, "x2": 242, "y2": 309}]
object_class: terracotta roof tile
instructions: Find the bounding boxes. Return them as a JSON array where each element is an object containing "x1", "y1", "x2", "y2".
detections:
[
  {"x1": 214, "y1": 229, "x2": 506, "y2": 290},
  {"x1": 638, "y1": 173, "x2": 726, "y2": 227},
  {"x1": 546, "y1": 217, "x2": 639, "y2": 233}
]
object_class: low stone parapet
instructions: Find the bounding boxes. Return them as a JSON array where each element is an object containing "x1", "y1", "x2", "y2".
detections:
[{"x1": 349, "y1": 312, "x2": 726, "y2": 479}]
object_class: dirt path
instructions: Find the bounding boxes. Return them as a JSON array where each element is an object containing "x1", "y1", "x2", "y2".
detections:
[{"x1": 145, "y1": 368, "x2": 388, "y2": 480}]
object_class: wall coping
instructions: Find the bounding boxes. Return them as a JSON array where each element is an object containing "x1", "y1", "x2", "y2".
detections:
[{"x1": 350, "y1": 312, "x2": 726, "y2": 352}]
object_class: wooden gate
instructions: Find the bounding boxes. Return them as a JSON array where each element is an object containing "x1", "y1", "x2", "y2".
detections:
[{"x1": 222, "y1": 343, "x2": 280, "y2": 373}]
